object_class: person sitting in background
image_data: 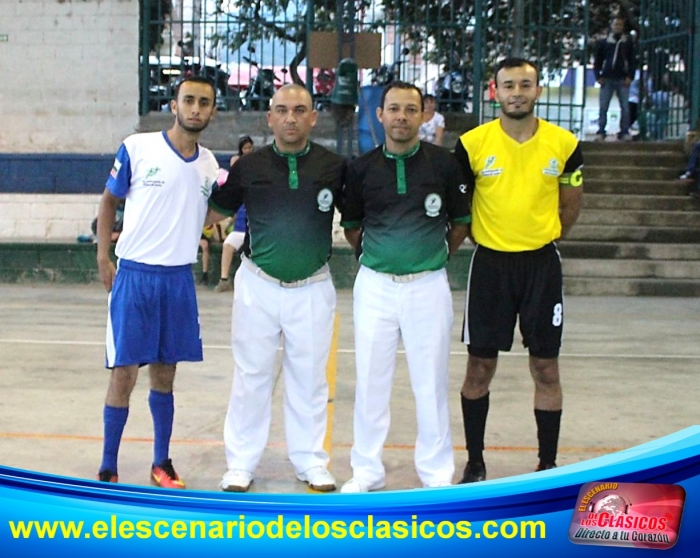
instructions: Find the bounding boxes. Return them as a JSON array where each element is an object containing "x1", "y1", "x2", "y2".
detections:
[
  {"x1": 214, "y1": 136, "x2": 254, "y2": 293},
  {"x1": 682, "y1": 140, "x2": 700, "y2": 199},
  {"x1": 418, "y1": 94, "x2": 445, "y2": 146},
  {"x1": 79, "y1": 202, "x2": 124, "y2": 243},
  {"x1": 679, "y1": 141, "x2": 700, "y2": 181}
]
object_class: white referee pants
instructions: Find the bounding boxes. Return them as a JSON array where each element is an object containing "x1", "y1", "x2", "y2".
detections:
[
  {"x1": 350, "y1": 265, "x2": 455, "y2": 487},
  {"x1": 223, "y1": 261, "x2": 336, "y2": 475}
]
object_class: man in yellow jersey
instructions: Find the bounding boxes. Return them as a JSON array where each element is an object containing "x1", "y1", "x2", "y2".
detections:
[{"x1": 454, "y1": 58, "x2": 583, "y2": 483}]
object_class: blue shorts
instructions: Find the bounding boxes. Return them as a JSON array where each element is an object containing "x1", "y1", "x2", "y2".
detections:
[{"x1": 105, "y1": 260, "x2": 202, "y2": 368}]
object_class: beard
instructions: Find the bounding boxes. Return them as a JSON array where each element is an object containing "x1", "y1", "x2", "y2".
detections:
[
  {"x1": 501, "y1": 102, "x2": 535, "y2": 121},
  {"x1": 176, "y1": 112, "x2": 210, "y2": 133}
]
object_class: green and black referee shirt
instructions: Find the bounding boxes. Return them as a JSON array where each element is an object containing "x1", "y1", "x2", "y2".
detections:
[
  {"x1": 209, "y1": 141, "x2": 346, "y2": 283},
  {"x1": 341, "y1": 141, "x2": 471, "y2": 275}
]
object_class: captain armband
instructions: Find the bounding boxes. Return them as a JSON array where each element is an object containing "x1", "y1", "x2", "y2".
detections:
[{"x1": 559, "y1": 168, "x2": 583, "y2": 188}]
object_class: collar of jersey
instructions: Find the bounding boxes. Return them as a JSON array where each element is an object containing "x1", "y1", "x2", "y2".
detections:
[
  {"x1": 383, "y1": 142, "x2": 420, "y2": 195},
  {"x1": 272, "y1": 141, "x2": 311, "y2": 190}
]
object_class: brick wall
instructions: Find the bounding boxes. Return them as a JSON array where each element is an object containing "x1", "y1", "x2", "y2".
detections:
[
  {"x1": 0, "y1": 0, "x2": 139, "y2": 154},
  {"x1": 0, "y1": 194, "x2": 100, "y2": 240}
]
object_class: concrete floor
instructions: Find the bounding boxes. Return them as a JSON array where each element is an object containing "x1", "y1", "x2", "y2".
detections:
[{"x1": 0, "y1": 283, "x2": 698, "y2": 493}]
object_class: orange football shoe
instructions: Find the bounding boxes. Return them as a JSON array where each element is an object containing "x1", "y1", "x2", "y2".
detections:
[{"x1": 151, "y1": 458, "x2": 185, "y2": 489}]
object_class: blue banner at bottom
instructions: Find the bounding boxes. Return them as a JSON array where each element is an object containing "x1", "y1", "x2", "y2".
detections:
[{"x1": 2, "y1": 427, "x2": 699, "y2": 557}]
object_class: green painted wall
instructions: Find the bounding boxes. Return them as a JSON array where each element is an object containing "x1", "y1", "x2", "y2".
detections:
[{"x1": 0, "y1": 243, "x2": 474, "y2": 290}]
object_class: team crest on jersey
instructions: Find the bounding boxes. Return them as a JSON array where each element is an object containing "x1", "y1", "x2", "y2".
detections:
[
  {"x1": 317, "y1": 188, "x2": 334, "y2": 212},
  {"x1": 481, "y1": 155, "x2": 503, "y2": 177},
  {"x1": 200, "y1": 177, "x2": 213, "y2": 197},
  {"x1": 543, "y1": 158, "x2": 560, "y2": 177},
  {"x1": 143, "y1": 167, "x2": 165, "y2": 188},
  {"x1": 424, "y1": 193, "x2": 442, "y2": 217}
]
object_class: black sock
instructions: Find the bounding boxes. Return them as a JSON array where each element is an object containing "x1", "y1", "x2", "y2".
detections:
[
  {"x1": 461, "y1": 392, "x2": 489, "y2": 464},
  {"x1": 201, "y1": 271, "x2": 209, "y2": 281},
  {"x1": 219, "y1": 277, "x2": 229, "y2": 282},
  {"x1": 535, "y1": 409, "x2": 562, "y2": 466}
]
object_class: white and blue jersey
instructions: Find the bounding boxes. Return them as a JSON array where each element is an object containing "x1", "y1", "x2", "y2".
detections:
[
  {"x1": 107, "y1": 131, "x2": 219, "y2": 266},
  {"x1": 105, "y1": 131, "x2": 219, "y2": 368}
]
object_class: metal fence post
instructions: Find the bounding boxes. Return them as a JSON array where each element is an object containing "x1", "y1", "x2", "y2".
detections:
[
  {"x1": 512, "y1": 0, "x2": 524, "y2": 58},
  {"x1": 692, "y1": 0, "x2": 700, "y2": 129},
  {"x1": 473, "y1": 0, "x2": 483, "y2": 124},
  {"x1": 139, "y1": 0, "x2": 152, "y2": 116},
  {"x1": 306, "y1": 0, "x2": 315, "y2": 97}
]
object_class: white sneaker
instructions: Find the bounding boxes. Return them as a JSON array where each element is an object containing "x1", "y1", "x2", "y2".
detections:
[
  {"x1": 221, "y1": 469, "x2": 254, "y2": 492},
  {"x1": 594, "y1": 133, "x2": 606, "y2": 142},
  {"x1": 423, "y1": 481, "x2": 452, "y2": 488},
  {"x1": 296, "y1": 466, "x2": 336, "y2": 492},
  {"x1": 340, "y1": 477, "x2": 385, "y2": 493}
]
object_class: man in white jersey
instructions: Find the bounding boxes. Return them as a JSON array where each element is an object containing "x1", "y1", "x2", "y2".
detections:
[{"x1": 95, "y1": 76, "x2": 219, "y2": 489}]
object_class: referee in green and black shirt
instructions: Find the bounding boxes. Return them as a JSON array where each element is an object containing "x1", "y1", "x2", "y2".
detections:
[
  {"x1": 340, "y1": 81, "x2": 471, "y2": 493},
  {"x1": 209, "y1": 84, "x2": 346, "y2": 494}
]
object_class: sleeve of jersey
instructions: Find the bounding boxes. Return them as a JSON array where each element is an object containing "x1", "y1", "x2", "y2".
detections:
[
  {"x1": 444, "y1": 151, "x2": 472, "y2": 224},
  {"x1": 559, "y1": 143, "x2": 584, "y2": 188},
  {"x1": 333, "y1": 158, "x2": 348, "y2": 213},
  {"x1": 453, "y1": 138, "x2": 477, "y2": 207},
  {"x1": 340, "y1": 161, "x2": 363, "y2": 229},
  {"x1": 106, "y1": 144, "x2": 131, "y2": 198},
  {"x1": 208, "y1": 161, "x2": 243, "y2": 216}
]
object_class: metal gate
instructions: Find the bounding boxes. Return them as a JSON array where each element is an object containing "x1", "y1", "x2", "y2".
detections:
[
  {"x1": 473, "y1": 0, "x2": 700, "y2": 141},
  {"x1": 139, "y1": 1, "x2": 700, "y2": 141},
  {"x1": 637, "y1": 0, "x2": 698, "y2": 140},
  {"x1": 472, "y1": 0, "x2": 589, "y2": 137}
]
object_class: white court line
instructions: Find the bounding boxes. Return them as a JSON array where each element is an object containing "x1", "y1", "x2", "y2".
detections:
[{"x1": 1, "y1": 338, "x2": 699, "y2": 360}]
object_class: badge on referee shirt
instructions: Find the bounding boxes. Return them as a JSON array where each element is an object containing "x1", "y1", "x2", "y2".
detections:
[
  {"x1": 317, "y1": 188, "x2": 334, "y2": 212},
  {"x1": 424, "y1": 193, "x2": 442, "y2": 217}
]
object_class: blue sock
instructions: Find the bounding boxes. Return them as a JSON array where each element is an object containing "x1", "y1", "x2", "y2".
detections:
[
  {"x1": 100, "y1": 406, "x2": 129, "y2": 474},
  {"x1": 149, "y1": 390, "x2": 174, "y2": 467}
]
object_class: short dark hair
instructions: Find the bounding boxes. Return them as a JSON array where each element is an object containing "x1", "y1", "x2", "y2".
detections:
[
  {"x1": 494, "y1": 57, "x2": 540, "y2": 86},
  {"x1": 173, "y1": 75, "x2": 216, "y2": 102},
  {"x1": 380, "y1": 81, "x2": 424, "y2": 111},
  {"x1": 238, "y1": 135, "x2": 254, "y2": 155}
]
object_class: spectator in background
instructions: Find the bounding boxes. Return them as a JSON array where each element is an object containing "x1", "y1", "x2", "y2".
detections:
[
  {"x1": 680, "y1": 140, "x2": 700, "y2": 199},
  {"x1": 80, "y1": 202, "x2": 125, "y2": 243},
  {"x1": 418, "y1": 94, "x2": 445, "y2": 146},
  {"x1": 593, "y1": 15, "x2": 636, "y2": 142},
  {"x1": 628, "y1": 70, "x2": 641, "y2": 134},
  {"x1": 647, "y1": 71, "x2": 671, "y2": 141},
  {"x1": 199, "y1": 219, "x2": 231, "y2": 285},
  {"x1": 215, "y1": 136, "x2": 255, "y2": 293},
  {"x1": 679, "y1": 141, "x2": 700, "y2": 182},
  {"x1": 199, "y1": 226, "x2": 215, "y2": 285}
]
